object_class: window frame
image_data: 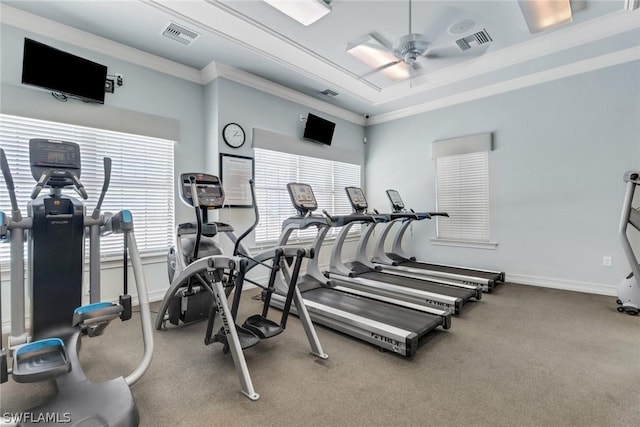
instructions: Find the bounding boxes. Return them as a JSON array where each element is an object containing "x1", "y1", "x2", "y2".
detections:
[
  {"x1": 432, "y1": 141, "x2": 497, "y2": 250},
  {"x1": 0, "y1": 113, "x2": 176, "y2": 268},
  {"x1": 253, "y1": 147, "x2": 362, "y2": 246}
]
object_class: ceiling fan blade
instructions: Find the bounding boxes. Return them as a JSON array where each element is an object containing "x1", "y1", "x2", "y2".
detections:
[{"x1": 359, "y1": 59, "x2": 403, "y2": 79}]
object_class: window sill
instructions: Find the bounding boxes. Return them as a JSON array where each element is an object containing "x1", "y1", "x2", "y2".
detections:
[{"x1": 430, "y1": 238, "x2": 498, "y2": 250}]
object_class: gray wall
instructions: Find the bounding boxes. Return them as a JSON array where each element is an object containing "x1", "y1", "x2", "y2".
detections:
[
  {"x1": 0, "y1": 23, "x2": 206, "y2": 224},
  {"x1": 209, "y1": 78, "x2": 365, "y2": 256},
  {"x1": 365, "y1": 60, "x2": 640, "y2": 294},
  {"x1": 0, "y1": 23, "x2": 207, "y2": 314}
]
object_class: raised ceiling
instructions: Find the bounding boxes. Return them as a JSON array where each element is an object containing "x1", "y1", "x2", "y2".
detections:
[{"x1": 2, "y1": 1, "x2": 639, "y2": 123}]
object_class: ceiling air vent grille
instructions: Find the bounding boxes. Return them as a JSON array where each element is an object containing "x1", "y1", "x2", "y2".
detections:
[
  {"x1": 162, "y1": 23, "x2": 200, "y2": 46},
  {"x1": 318, "y1": 89, "x2": 339, "y2": 97},
  {"x1": 456, "y1": 29, "x2": 492, "y2": 51}
]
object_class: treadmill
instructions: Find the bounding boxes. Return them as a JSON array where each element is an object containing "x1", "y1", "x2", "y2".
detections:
[
  {"x1": 371, "y1": 189, "x2": 505, "y2": 292},
  {"x1": 323, "y1": 187, "x2": 482, "y2": 315},
  {"x1": 269, "y1": 183, "x2": 451, "y2": 357}
]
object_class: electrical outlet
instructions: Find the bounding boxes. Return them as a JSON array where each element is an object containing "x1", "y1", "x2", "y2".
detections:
[{"x1": 603, "y1": 256, "x2": 612, "y2": 267}]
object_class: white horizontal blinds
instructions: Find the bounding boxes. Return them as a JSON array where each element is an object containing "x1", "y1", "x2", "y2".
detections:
[
  {"x1": 0, "y1": 114, "x2": 175, "y2": 262},
  {"x1": 435, "y1": 151, "x2": 490, "y2": 242},
  {"x1": 254, "y1": 149, "x2": 298, "y2": 242},
  {"x1": 254, "y1": 148, "x2": 361, "y2": 244}
]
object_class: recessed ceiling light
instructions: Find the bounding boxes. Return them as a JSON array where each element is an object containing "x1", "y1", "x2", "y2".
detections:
[
  {"x1": 518, "y1": 0, "x2": 573, "y2": 33},
  {"x1": 263, "y1": 0, "x2": 331, "y2": 26}
]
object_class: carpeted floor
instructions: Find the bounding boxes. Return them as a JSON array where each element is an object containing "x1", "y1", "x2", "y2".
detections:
[{"x1": 2, "y1": 283, "x2": 639, "y2": 426}]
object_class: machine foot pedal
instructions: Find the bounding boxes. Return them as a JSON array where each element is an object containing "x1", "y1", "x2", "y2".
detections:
[
  {"x1": 214, "y1": 325, "x2": 260, "y2": 349},
  {"x1": 12, "y1": 338, "x2": 71, "y2": 383},
  {"x1": 243, "y1": 315, "x2": 284, "y2": 339},
  {"x1": 73, "y1": 302, "x2": 123, "y2": 337}
]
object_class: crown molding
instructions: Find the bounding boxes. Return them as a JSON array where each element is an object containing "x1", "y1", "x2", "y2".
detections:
[
  {"x1": 373, "y1": 9, "x2": 640, "y2": 105},
  {"x1": 213, "y1": 63, "x2": 366, "y2": 125},
  {"x1": 368, "y1": 47, "x2": 640, "y2": 125},
  {"x1": 142, "y1": 0, "x2": 381, "y2": 101},
  {"x1": 2, "y1": 3, "x2": 638, "y2": 128},
  {"x1": 0, "y1": 3, "x2": 203, "y2": 84},
  {"x1": 0, "y1": 3, "x2": 361, "y2": 125}
]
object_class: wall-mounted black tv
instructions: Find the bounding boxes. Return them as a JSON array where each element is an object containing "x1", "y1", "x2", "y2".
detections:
[
  {"x1": 22, "y1": 38, "x2": 108, "y2": 104},
  {"x1": 303, "y1": 113, "x2": 335, "y2": 146}
]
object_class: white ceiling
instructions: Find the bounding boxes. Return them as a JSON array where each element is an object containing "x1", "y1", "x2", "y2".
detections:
[{"x1": 2, "y1": 1, "x2": 639, "y2": 121}]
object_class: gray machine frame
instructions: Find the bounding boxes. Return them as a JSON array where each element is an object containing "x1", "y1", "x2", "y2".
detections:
[
  {"x1": 617, "y1": 170, "x2": 640, "y2": 315},
  {"x1": 155, "y1": 175, "x2": 327, "y2": 400},
  {"x1": 370, "y1": 189, "x2": 505, "y2": 292},
  {"x1": 267, "y1": 183, "x2": 451, "y2": 357},
  {"x1": 323, "y1": 187, "x2": 482, "y2": 315},
  {"x1": 0, "y1": 142, "x2": 154, "y2": 425}
]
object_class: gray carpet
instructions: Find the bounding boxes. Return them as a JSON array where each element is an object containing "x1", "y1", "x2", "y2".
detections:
[{"x1": 2, "y1": 283, "x2": 639, "y2": 426}]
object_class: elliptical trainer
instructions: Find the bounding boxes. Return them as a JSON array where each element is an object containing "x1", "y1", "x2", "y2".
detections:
[
  {"x1": 617, "y1": 170, "x2": 640, "y2": 315},
  {"x1": 0, "y1": 139, "x2": 154, "y2": 425},
  {"x1": 155, "y1": 173, "x2": 327, "y2": 400}
]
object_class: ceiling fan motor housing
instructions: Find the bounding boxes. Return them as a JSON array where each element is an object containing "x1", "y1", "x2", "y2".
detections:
[{"x1": 393, "y1": 33, "x2": 429, "y2": 64}]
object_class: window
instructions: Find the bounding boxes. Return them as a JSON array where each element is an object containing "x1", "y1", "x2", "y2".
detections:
[
  {"x1": 432, "y1": 132, "x2": 494, "y2": 248},
  {"x1": 0, "y1": 114, "x2": 175, "y2": 263},
  {"x1": 253, "y1": 148, "x2": 361, "y2": 244}
]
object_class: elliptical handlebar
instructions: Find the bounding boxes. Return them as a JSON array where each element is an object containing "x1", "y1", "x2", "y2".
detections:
[
  {"x1": 322, "y1": 209, "x2": 335, "y2": 222},
  {"x1": 92, "y1": 157, "x2": 112, "y2": 219},
  {"x1": 30, "y1": 169, "x2": 88, "y2": 200},
  {"x1": 0, "y1": 149, "x2": 20, "y2": 219},
  {"x1": 233, "y1": 179, "x2": 257, "y2": 256},
  {"x1": 189, "y1": 176, "x2": 202, "y2": 262}
]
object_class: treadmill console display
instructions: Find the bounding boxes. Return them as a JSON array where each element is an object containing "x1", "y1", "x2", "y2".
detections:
[
  {"x1": 287, "y1": 183, "x2": 317, "y2": 214},
  {"x1": 345, "y1": 187, "x2": 368, "y2": 212},
  {"x1": 180, "y1": 173, "x2": 225, "y2": 208},
  {"x1": 386, "y1": 189, "x2": 405, "y2": 212},
  {"x1": 29, "y1": 139, "x2": 81, "y2": 184}
]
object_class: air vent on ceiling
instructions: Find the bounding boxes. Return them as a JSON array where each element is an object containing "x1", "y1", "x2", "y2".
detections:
[
  {"x1": 318, "y1": 89, "x2": 339, "y2": 97},
  {"x1": 162, "y1": 22, "x2": 200, "y2": 46},
  {"x1": 455, "y1": 29, "x2": 493, "y2": 51}
]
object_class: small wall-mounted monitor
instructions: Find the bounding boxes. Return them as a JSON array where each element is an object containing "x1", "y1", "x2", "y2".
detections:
[
  {"x1": 303, "y1": 113, "x2": 335, "y2": 146},
  {"x1": 22, "y1": 38, "x2": 108, "y2": 104}
]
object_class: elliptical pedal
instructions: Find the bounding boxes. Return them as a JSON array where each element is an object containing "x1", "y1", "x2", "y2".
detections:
[
  {"x1": 242, "y1": 315, "x2": 284, "y2": 339},
  {"x1": 12, "y1": 338, "x2": 71, "y2": 383},
  {"x1": 211, "y1": 325, "x2": 260, "y2": 350}
]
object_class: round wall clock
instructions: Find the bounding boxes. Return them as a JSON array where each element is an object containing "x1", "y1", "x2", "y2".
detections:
[{"x1": 223, "y1": 123, "x2": 246, "y2": 148}]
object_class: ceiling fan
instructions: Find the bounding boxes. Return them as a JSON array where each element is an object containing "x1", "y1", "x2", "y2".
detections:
[{"x1": 348, "y1": 0, "x2": 489, "y2": 82}]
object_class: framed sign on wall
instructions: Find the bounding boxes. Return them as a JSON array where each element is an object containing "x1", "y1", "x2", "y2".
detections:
[{"x1": 219, "y1": 153, "x2": 254, "y2": 208}]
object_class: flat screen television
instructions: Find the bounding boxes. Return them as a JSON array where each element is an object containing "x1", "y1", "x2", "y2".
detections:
[
  {"x1": 22, "y1": 38, "x2": 108, "y2": 104},
  {"x1": 303, "y1": 113, "x2": 335, "y2": 146}
]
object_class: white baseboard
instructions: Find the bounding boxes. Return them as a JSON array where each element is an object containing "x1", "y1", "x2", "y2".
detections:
[{"x1": 507, "y1": 273, "x2": 617, "y2": 296}]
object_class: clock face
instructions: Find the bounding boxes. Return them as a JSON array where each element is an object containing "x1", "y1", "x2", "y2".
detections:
[{"x1": 223, "y1": 123, "x2": 245, "y2": 148}]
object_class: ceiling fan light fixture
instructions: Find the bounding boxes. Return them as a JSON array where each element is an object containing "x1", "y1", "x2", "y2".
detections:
[
  {"x1": 263, "y1": 0, "x2": 331, "y2": 26},
  {"x1": 518, "y1": 0, "x2": 573, "y2": 33}
]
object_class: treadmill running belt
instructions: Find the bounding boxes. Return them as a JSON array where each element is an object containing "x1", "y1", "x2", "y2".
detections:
[
  {"x1": 390, "y1": 257, "x2": 502, "y2": 281},
  {"x1": 303, "y1": 287, "x2": 443, "y2": 335},
  {"x1": 356, "y1": 270, "x2": 476, "y2": 302}
]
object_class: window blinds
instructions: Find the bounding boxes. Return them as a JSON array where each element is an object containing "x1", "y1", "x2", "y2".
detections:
[
  {"x1": 435, "y1": 151, "x2": 490, "y2": 242},
  {"x1": 0, "y1": 114, "x2": 175, "y2": 263},
  {"x1": 254, "y1": 148, "x2": 361, "y2": 244}
]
